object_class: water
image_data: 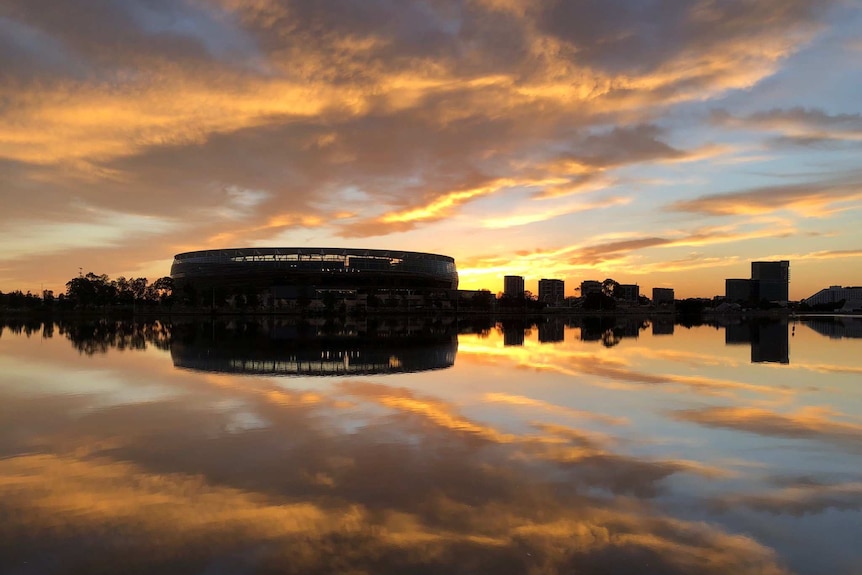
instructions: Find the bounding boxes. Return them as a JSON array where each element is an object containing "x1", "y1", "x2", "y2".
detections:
[{"x1": 1, "y1": 316, "x2": 860, "y2": 574}]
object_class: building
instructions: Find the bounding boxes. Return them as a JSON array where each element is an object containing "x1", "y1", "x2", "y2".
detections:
[
  {"x1": 652, "y1": 287, "x2": 674, "y2": 305},
  {"x1": 171, "y1": 247, "x2": 458, "y2": 309},
  {"x1": 538, "y1": 279, "x2": 565, "y2": 305},
  {"x1": 726, "y1": 279, "x2": 754, "y2": 303},
  {"x1": 616, "y1": 284, "x2": 639, "y2": 302},
  {"x1": 804, "y1": 285, "x2": 862, "y2": 306},
  {"x1": 503, "y1": 275, "x2": 525, "y2": 298},
  {"x1": 751, "y1": 260, "x2": 789, "y2": 302},
  {"x1": 580, "y1": 280, "x2": 603, "y2": 296}
]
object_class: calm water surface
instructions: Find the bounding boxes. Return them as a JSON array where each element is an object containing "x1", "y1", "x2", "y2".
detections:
[{"x1": 1, "y1": 316, "x2": 861, "y2": 574}]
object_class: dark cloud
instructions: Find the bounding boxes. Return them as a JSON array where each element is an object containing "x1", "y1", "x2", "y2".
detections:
[{"x1": 536, "y1": 0, "x2": 833, "y2": 73}]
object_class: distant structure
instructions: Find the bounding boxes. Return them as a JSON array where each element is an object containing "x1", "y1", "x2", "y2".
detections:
[
  {"x1": 503, "y1": 275, "x2": 525, "y2": 298},
  {"x1": 580, "y1": 280, "x2": 603, "y2": 296},
  {"x1": 725, "y1": 278, "x2": 754, "y2": 304},
  {"x1": 725, "y1": 260, "x2": 790, "y2": 304},
  {"x1": 538, "y1": 279, "x2": 565, "y2": 305},
  {"x1": 751, "y1": 260, "x2": 790, "y2": 302},
  {"x1": 804, "y1": 285, "x2": 862, "y2": 308},
  {"x1": 652, "y1": 287, "x2": 674, "y2": 305},
  {"x1": 616, "y1": 284, "x2": 639, "y2": 303}
]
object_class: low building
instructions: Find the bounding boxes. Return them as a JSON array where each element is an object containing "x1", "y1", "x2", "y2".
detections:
[
  {"x1": 538, "y1": 278, "x2": 565, "y2": 305},
  {"x1": 804, "y1": 285, "x2": 862, "y2": 306},
  {"x1": 652, "y1": 287, "x2": 674, "y2": 305},
  {"x1": 726, "y1": 279, "x2": 754, "y2": 303},
  {"x1": 580, "y1": 280, "x2": 603, "y2": 296},
  {"x1": 616, "y1": 284, "x2": 639, "y2": 302}
]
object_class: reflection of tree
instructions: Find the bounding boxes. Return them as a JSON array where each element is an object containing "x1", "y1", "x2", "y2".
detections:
[
  {"x1": 579, "y1": 317, "x2": 648, "y2": 347},
  {"x1": 56, "y1": 320, "x2": 173, "y2": 356}
]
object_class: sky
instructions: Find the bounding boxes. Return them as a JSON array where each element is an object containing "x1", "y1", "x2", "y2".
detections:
[{"x1": 1, "y1": 0, "x2": 861, "y2": 299}]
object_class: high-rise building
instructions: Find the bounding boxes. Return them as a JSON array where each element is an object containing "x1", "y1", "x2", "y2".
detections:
[
  {"x1": 503, "y1": 275, "x2": 525, "y2": 298},
  {"x1": 538, "y1": 279, "x2": 565, "y2": 304},
  {"x1": 751, "y1": 260, "x2": 790, "y2": 302}
]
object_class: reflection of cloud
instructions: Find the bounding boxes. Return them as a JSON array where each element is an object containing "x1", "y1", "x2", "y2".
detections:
[
  {"x1": 483, "y1": 392, "x2": 628, "y2": 426},
  {"x1": 0, "y1": 341, "x2": 790, "y2": 575},
  {"x1": 0, "y1": 450, "x2": 784, "y2": 575},
  {"x1": 671, "y1": 406, "x2": 862, "y2": 451},
  {"x1": 457, "y1": 340, "x2": 786, "y2": 397}
]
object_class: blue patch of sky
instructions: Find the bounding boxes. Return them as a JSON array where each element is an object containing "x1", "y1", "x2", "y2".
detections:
[{"x1": 126, "y1": 0, "x2": 262, "y2": 66}]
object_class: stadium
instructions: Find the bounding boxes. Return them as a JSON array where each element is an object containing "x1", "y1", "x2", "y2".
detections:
[{"x1": 170, "y1": 247, "x2": 459, "y2": 309}]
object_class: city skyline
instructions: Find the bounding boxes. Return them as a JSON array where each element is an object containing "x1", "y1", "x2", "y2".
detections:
[{"x1": 2, "y1": 1, "x2": 861, "y2": 299}]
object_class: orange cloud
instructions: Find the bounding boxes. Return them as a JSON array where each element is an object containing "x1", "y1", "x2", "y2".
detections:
[{"x1": 671, "y1": 405, "x2": 862, "y2": 451}]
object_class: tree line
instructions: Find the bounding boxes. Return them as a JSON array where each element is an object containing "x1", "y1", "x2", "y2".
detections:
[{"x1": 0, "y1": 272, "x2": 174, "y2": 310}]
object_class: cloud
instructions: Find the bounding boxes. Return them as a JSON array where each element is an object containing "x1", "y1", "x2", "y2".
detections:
[
  {"x1": 0, "y1": 206, "x2": 177, "y2": 261},
  {"x1": 0, "y1": 0, "x2": 851, "y2": 294},
  {"x1": 710, "y1": 481, "x2": 862, "y2": 516},
  {"x1": 667, "y1": 181, "x2": 862, "y2": 217},
  {"x1": 712, "y1": 107, "x2": 862, "y2": 144},
  {"x1": 456, "y1": 220, "x2": 795, "y2": 278}
]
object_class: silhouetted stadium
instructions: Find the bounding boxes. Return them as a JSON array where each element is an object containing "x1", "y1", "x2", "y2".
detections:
[{"x1": 171, "y1": 248, "x2": 458, "y2": 304}]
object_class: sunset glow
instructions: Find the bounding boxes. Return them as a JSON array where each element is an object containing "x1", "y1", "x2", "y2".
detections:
[{"x1": 1, "y1": 0, "x2": 861, "y2": 298}]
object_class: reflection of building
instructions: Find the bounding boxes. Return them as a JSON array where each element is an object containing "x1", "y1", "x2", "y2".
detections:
[
  {"x1": 538, "y1": 279, "x2": 565, "y2": 305},
  {"x1": 170, "y1": 320, "x2": 458, "y2": 376},
  {"x1": 724, "y1": 323, "x2": 751, "y2": 345},
  {"x1": 501, "y1": 320, "x2": 526, "y2": 346},
  {"x1": 538, "y1": 320, "x2": 564, "y2": 343},
  {"x1": 752, "y1": 261, "x2": 790, "y2": 302},
  {"x1": 651, "y1": 319, "x2": 674, "y2": 335},
  {"x1": 503, "y1": 275, "x2": 525, "y2": 298},
  {"x1": 723, "y1": 321, "x2": 789, "y2": 363},
  {"x1": 751, "y1": 321, "x2": 789, "y2": 364},
  {"x1": 802, "y1": 318, "x2": 862, "y2": 339},
  {"x1": 652, "y1": 287, "x2": 674, "y2": 305}
]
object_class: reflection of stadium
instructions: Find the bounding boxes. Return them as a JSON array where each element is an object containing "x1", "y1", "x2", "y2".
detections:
[
  {"x1": 171, "y1": 248, "x2": 458, "y2": 309},
  {"x1": 170, "y1": 321, "x2": 457, "y2": 376}
]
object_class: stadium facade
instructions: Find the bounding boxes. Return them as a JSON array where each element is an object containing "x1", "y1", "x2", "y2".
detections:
[{"x1": 171, "y1": 247, "x2": 458, "y2": 310}]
